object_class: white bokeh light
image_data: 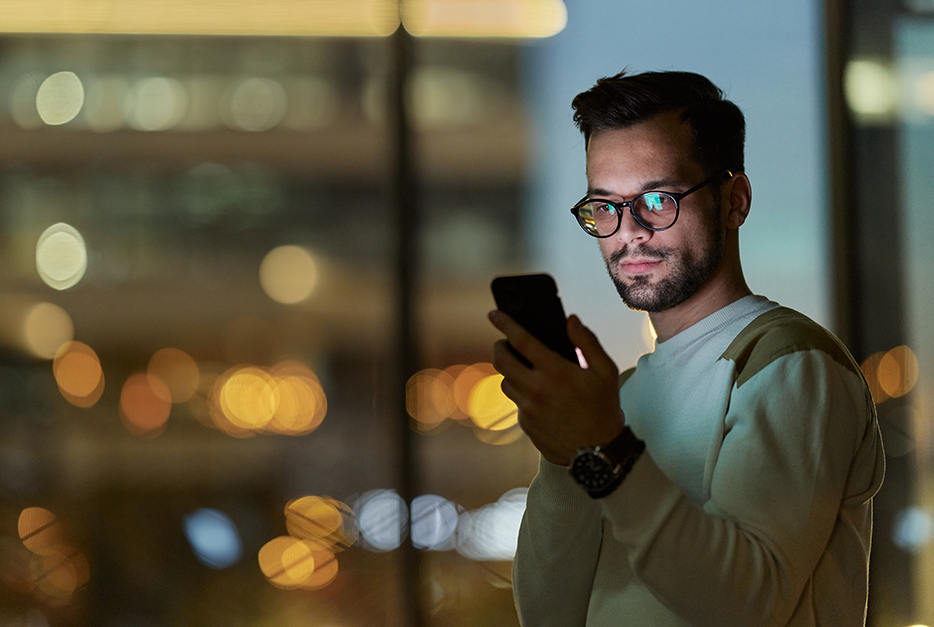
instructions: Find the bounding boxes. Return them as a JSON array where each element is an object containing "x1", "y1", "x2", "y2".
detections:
[
  {"x1": 411, "y1": 494, "x2": 459, "y2": 551},
  {"x1": 35, "y1": 223, "x2": 88, "y2": 290}
]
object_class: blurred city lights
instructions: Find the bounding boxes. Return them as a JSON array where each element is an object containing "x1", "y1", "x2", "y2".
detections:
[
  {"x1": 456, "y1": 488, "x2": 526, "y2": 561},
  {"x1": 125, "y1": 76, "x2": 188, "y2": 131},
  {"x1": 258, "y1": 536, "x2": 317, "y2": 590},
  {"x1": 845, "y1": 59, "x2": 898, "y2": 121},
  {"x1": 17, "y1": 507, "x2": 90, "y2": 599},
  {"x1": 220, "y1": 367, "x2": 280, "y2": 430},
  {"x1": 120, "y1": 372, "x2": 172, "y2": 435},
  {"x1": 259, "y1": 245, "x2": 319, "y2": 305},
  {"x1": 53, "y1": 341, "x2": 105, "y2": 408},
  {"x1": 411, "y1": 494, "x2": 459, "y2": 550},
  {"x1": 35, "y1": 71, "x2": 84, "y2": 125},
  {"x1": 877, "y1": 345, "x2": 920, "y2": 399},
  {"x1": 468, "y1": 374, "x2": 518, "y2": 431},
  {"x1": 148, "y1": 348, "x2": 200, "y2": 403},
  {"x1": 354, "y1": 490, "x2": 408, "y2": 552},
  {"x1": 893, "y1": 506, "x2": 934, "y2": 552},
  {"x1": 222, "y1": 77, "x2": 287, "y2": 131},
  {"x1": 22, "y1": 301, "x2": 74, "y2": 360},
  {"x1": 184, "y1": 508, "x2": 243, "y2": 569},
  {"x1": 406, "y1": 368, "x2": 457, "y2": 428},
  {"x1": 861, "y1": 345, "x2": 921, "y2": 404},
  {"x1": 285, "y1": 496, "x2": 355, "y2": 551},
  {"x1": 35, "y1": 223, "x2": 88, "y2": 291}
]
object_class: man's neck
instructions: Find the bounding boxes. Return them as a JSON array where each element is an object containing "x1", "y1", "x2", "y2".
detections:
[{"x1": 649, "y1": 275, "x2": 752, "y2": 343}]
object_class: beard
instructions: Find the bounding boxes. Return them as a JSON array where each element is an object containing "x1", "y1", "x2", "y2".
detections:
[{"x1": 604, "y1": 208, "x2": 725, "y2": 313}]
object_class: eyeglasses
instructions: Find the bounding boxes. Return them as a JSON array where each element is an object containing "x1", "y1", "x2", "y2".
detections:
[{"x1": 570, "y1": 169, "x2": 732, "y2": 237}]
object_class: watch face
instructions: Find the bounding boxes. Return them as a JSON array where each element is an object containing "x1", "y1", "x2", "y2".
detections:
[{"x1": 571, "y1": 450, "x2": 617, "y2": 491}]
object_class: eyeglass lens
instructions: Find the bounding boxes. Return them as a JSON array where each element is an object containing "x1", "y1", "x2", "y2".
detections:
[{"x1": 577, "y1": 192, "x2": 678, "y2": 236}]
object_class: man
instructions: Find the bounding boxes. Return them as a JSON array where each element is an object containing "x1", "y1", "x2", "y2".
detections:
[{"x1": 490, "y1": 71, "x2": 885, "y2": 626}]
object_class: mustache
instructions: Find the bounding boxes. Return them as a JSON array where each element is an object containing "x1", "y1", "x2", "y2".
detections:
[{"x1": 608, "y1": 246, "x2": 670, "y2": 266}]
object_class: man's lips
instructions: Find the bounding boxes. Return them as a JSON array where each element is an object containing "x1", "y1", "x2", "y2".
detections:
[{"x1": 619, "y1": 258, "x2": 663, "y2": 274}]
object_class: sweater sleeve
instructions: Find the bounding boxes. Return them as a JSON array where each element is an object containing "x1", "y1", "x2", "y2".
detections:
[
  {"x1": 512, "y1": 456, "x2": 604, "y2": 626},
  {"x1": 599, "y1": 349, "x2": 883, "y2": 626}
]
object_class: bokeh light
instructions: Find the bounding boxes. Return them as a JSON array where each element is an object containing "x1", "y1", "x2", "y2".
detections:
[
  {"x1": 861, "y1": 352, "x2": 889, "y2": 404},
  {"x1": 35, "y1": 223, "x2": 88, "y2": 290},
  {"x1": 450, "y1": 362, "x2": 496, "y2": 421},
  {"x1": 120, "y1": 372, "x2": 172, "y2": 435},
  {"x1": 148, "y1": 347, "x2": 200, "y2": 403},
  {"x1": 22, "y1": 301, "x2": 74, "y2": 359},
  {"x1": 456, "y1": 488, "x2": 526, "y2": 561},
  {"x1": 877, "y1": 345, "x2": 920, "y2": 399},
  {"x1": 18, "y1": 507, "x2": 63, "y2": 556},
  {"x1": 285, "y1": 496, "x2": 355, "y2": 551},
  {"x1": 35, "y1": 71, "x2": 84, "y2": 125},
  {"x1": 411, "y1": 494, "x2": 459, "y2": 550},
  {"x1": 223, "y1": 77, "x2": 287, "y2": 132},
  {"x1": 184, "y1": 508, "x2": 243, "y2": 569},
  {"x1": 220, "y1": 367, "x2": 280, "y2": 430},
  {"x1": 53, "y1": 341, "x2": 104, "y2": 407},
  {"x1": 406, "y1": 368, "x2": 456, "y2": 428},
  {"x1": 467, "y1": 374, "x2": 518, "y2": 431},
  {"x1": 845, "y1": 59, "x2": 898, "y2": 120},
  {"x1": 354, "y1": 490, "x2": 408, "y2": 552},
  {"x1": 259, "y1": 245, "x2": 319, "y2": 304},
  {"x1": 893, "y1": 506, "x2": 934, "y2": 553},
  {"x1": 124, "y1": 76, "x2": 188, "y2": 131}
]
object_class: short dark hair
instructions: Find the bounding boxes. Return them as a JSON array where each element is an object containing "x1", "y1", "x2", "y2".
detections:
[{"x1": 571, "y1": 70, "x2": 745, "y2": 174}]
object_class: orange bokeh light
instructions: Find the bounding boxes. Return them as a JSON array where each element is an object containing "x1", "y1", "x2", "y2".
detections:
[
  {"x1": 53, "y1": 341, "x2": 104, "y2": 407},
  {"x1": 120, "y1": 372, "x2": 172, "y2": 435}
]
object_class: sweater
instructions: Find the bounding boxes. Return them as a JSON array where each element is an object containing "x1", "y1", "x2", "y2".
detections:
[{"x1": 512, "y1": 295, "x2": 885, "y2": 626}]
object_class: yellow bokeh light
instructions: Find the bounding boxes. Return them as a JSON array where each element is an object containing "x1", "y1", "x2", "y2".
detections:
[
  {"x1": 23, "y1": 301, "x2": 74, "y2": 360},
  {"x1": 18, "y1": 507, "x2": 62, "y2": 556},
  {"x1": 297, "y1": 542, "x2": 339, "y2": 590},
  {"x1": 220, "y1": 367, "x2": 280, "y2": 429},
  {"x1": 878, "y1": 345, "x2": 920, "y2": 399},
  {"x1": 36, "y1": 71, "x2": 84, "y2": 126},
  {"x1": 860, "y1": 352, "x2": 889, "y2": 404},
  {"x1": 53, "y1": 341, "x2": 105, "y2": 408},
  {"x1": 259, "y1": 245, "x2": 319, "y2": 305},
  {"x1": 259, "y1": 536, "x2": 316, "y2": 589},
  {"x1": 148, "y1": 348, "x2": 200, "y2": 403},
  {"x1": 468, "y1": 374, "x2": 518, "y2": 431},
  {"x1": 35, "y1": 222, "x2": 88, "y2": 291},
  {"x1": 285, "y1": 496, "x2": 353, "y2": 550},
  {"x1": 403, "y1": 0, "x2": 567, "y2": 38},
  {"x1": 451, "y1": 362, "x2": 496, "y2": 420},
  {"x1": 845, "y1": 59, "x2": 898, "y2": 119},
  {"x1": 120, "y1": 372, "x2": 172, "y2": 435},
  {"x1": 406, "y1": 368, "x2": 456, "y2": 427}
]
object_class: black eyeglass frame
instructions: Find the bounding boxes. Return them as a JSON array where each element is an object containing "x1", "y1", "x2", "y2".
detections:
[{"x1": 570, "y1": 169, "x2": 733, "y2": 237}]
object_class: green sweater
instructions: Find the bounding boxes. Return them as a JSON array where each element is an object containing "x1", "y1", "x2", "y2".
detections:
[{"x1": 513, "y1": 295, "x2": 885, "y2": 626}]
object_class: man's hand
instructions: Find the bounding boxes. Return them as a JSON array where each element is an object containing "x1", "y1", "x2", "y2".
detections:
[{"x1": 489, "y1": 310, "x2": 625, "y2": 466}]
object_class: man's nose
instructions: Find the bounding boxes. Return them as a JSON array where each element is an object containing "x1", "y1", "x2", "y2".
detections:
[{"x1": 615, "y1": 209, "x2": 650, "y2": 245}]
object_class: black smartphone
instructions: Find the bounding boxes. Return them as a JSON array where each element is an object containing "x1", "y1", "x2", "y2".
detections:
[{"x1": 491, "y1": 273, "x2": 578, "y2": 366}]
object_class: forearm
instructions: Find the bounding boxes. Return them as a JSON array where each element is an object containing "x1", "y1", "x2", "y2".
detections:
[{"x1": 513, "y1": 458, "x2": 603, "y2": 627}]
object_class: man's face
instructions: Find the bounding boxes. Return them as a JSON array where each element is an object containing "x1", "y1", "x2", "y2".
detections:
[{"x1": 586, "y1": 114, "x2": 726, "y2": 313}]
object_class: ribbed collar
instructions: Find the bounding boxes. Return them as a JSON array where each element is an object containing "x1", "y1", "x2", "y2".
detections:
[{"x1": 647, "y1": 295, "x2": 775, "y2": 364}]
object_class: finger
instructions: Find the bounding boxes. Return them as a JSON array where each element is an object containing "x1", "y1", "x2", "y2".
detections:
[{"x1": 567, "y1": 315, "x2": 617, "y2": 376}]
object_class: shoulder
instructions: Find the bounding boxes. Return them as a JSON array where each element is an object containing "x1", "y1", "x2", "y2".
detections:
[{"x1": 719, "y1": 307, "x2": 862, "y2": 388}]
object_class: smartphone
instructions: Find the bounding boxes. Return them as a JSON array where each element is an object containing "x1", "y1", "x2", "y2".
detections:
[{"x1": 491, "y1": 273, "x2": 578, "y2": 366}]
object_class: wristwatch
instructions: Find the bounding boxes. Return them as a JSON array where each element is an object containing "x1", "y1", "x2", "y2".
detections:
[{"x1": 569, "y1": 427, "x2": 645, "y2": 499}]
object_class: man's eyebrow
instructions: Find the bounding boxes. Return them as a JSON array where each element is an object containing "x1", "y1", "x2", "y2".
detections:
[{"x1": 588, "y1": 178, "x2": 682, "y2": 198}]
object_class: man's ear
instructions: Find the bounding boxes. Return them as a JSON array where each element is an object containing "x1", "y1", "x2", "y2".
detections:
[{"x1": 724, "y1": 172, "x2": 752, "y2": 229}]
